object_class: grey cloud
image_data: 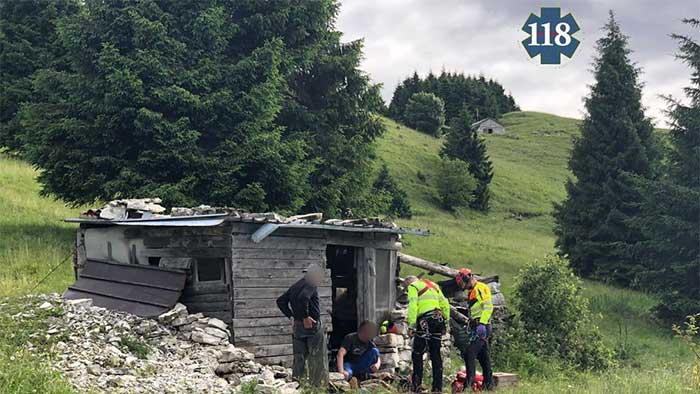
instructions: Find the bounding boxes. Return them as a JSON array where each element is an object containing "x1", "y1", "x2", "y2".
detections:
[{"x1": 337, "y1": 0, "x2": 697, "y2": 125}]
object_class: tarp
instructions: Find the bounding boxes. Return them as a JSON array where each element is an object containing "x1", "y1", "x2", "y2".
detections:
[{"x1": 64, "y1": 259, "x2": 186, "y2": 317}]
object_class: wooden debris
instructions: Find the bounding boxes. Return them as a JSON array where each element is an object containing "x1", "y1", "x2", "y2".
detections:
[
  {"x1": 494, "y1": 372, "x2": 519, "y2": 387},
  {"x1": 398, "y1": 253, "x2": 499, "y2": 283}
]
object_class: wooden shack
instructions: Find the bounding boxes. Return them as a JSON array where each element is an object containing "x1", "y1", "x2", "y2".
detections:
[
  {"x1": 472, "y1": 118, "x2": 506, "y2": 134},
  {"x1": 64, "y1": 212, "x2": 427, "y2": 365}
]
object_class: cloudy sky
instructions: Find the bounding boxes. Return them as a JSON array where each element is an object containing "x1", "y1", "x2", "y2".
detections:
[{"x1": 336, "y1": 0, "x2": 698, "y2": 125}]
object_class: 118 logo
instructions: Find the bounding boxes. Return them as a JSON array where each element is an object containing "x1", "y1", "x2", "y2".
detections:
[{"x1": 522, "y1": 8, "x2": 580, "y2": 65}]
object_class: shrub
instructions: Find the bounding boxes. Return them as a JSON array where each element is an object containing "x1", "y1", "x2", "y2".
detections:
[
  {"x1": 436, "y1": 159, "x2": 476, "y2": 210},
  {"x1": 373, "y1": 164, "x2": 412, "y2": 218},
  {"x1": 511, "y1": 255, "x2": 614, "y2": 371},
  {"x1": 404, "y1": 92, "x2": 446, "y2": 136},
  {"x1": 673, "y1": 314, "x2": 700, "y2": 389}
]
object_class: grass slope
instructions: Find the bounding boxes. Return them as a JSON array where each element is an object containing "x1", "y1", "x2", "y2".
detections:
[
  {"x1": 378, "y1": 112, "x2": 693, "y2": 392},
  {"x1": 0, "y1": 157, "x2": 81, "y2": 297},
  {"x1": 0, "y1": 112, "x2": 692, "y2": 393}
]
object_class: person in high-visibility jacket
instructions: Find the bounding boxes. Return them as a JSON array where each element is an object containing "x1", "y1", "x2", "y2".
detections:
[
  {"x1": 455, "y1": 268, "x2": 494, "y2": 390},
  {"x1": 404, "y1": 276, "x2": 450, "y2": 393}
]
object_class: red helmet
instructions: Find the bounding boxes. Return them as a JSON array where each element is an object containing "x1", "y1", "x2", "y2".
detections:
[{"x1": 455, "y1": 268, "x2": 473, "y2": 288}]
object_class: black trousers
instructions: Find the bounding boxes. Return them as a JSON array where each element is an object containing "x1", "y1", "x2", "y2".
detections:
[
  {"x1": 411, "y1": 313, "x2": 444, "y2": 392},
  {"x1": 463, "y1": 328, "x2": 494, "y2": 390}
]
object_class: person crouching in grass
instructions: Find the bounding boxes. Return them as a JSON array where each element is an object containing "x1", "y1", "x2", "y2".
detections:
[{"x1": 337, "y1": 321, "x2": 381, "y2": 386}]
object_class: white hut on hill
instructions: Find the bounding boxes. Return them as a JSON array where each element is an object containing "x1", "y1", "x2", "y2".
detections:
[{"x1": 472, "y1": 118, "x2": 506, "y2": 134}]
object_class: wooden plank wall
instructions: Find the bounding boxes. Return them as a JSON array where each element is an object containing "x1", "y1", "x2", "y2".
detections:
[
  {"x1": 123, "y1": 225, "x2": 234, "y2": 323},
  {"x1": 230, "y1": 223, "x2": 332, "y2": 366}
]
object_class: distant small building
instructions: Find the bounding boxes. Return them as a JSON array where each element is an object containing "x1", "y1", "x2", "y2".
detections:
[{"x1": 472, "y1": 118, "x2": 506, "y2": 134}]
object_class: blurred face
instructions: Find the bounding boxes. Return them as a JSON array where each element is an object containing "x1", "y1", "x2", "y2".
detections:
[
  {"x1": 306, "y1": 271, "x2": 323, "y2": 286},
  {"x1": 468, "y1": 277, "x2": 477, "y2": 289},
  {"x1": 358, "y1": 324, "x2": 378, "y2": 342}
]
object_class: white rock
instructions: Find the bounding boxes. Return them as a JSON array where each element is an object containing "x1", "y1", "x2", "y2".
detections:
[
  {"x1": 219, "y1": 345, "x2": 255, "y2": 363},
  {"x1": 206, "y1": 318, "x2": 229, "y2": 332},
  {"x1": 191, "y1": 331, "x2": 221, "y2": 346},
  {"x1": 38, "y1": 302, "x2": 53, "y2": 310},
  {"x1": 259, "y1": 369, "x2": 275, "y2": 384},
  {"x1": 65, "y1": 298, "x2": 93, "y2": 308},
  {"x1": 158, "y1": 303, "x2": 188, "y2": 324}
]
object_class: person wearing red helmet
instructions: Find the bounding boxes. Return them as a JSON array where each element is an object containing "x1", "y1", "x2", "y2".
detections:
[{"x1": 455, "y1": 268, "x2": 494, "y2": 391}]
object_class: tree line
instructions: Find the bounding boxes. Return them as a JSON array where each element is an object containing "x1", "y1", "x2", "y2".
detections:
[
  {"x1": 388, "y1": 71, "x2": 519, "y2": 127},
  {"x1": 0, "y1": 0, "x2": 406, "y2": 218},
  {"x1": 555, "y1": 14, "x2": 699, "y2": 321}
]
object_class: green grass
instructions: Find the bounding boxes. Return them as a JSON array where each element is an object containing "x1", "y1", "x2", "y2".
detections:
[
  {"x1": 0, "y1": 111, "x2": 692, "y2": 393},
  {"x1": 0, "y1": 156, "x2": 82, "y2": 297},
  {"x1": 377, "y1": 112, "x2": 693, "y2": 392},
  {"x1": 0, "y1": 297, "x2": 74, "y2": 394}
]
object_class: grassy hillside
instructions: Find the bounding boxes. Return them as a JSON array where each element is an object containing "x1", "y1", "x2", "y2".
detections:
[
  {"x1": 0, "y1": 157, "x2": 81, "y2": 297},
  {"x1": 378, "y1": 112, "x2": 693, "y2": 392},
  {"x1": 0, "y1": 111, "x2": 693, "y2": 393},
  {"x1": 378, "y1": 112, "x2": 576, "y2": 286}
]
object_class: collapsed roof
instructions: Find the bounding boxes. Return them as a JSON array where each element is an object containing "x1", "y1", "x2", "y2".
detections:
[{"x1": 65, "y1": 198, "x2": 430, "y2": 236}]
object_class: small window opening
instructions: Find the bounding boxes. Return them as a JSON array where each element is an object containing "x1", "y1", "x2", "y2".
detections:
[
  {"x1": 196, "y1": 258, "x2": 224, "y2": 282},
  {"x1": 148, "y1": 257, "x2": 161, "y2": 267}
]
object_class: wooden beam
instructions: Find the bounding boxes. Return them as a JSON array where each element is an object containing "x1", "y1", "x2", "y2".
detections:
[{"x1": 398, "y1": 253, "x2": 499, "y2": 283}]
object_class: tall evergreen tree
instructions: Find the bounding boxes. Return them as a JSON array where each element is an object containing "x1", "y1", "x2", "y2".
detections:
[
  {"x1": 232, "y1": 0, "x2": 385, "y2": 215},
  {"x1": 554, "y1": 13, "x2": 657, "y2": 283},
  {"x1": 16, "y1": 0, "x2": 384, "y2": 216},
  {"x1": 0, "y1": 0, "x2": 80, "y2": 152},
  {"x1": 441, "y1": 107, "x2": 494, "y2": 210},
  {"x1": 388, "y1": 71, "x2": 421, "y2": 120},
  {"x1": 627, "y1": 18, "x2": 700, "y2": 320},
  {"x1": 20, "y1": 0, "x2": 312, "y2": 210}
]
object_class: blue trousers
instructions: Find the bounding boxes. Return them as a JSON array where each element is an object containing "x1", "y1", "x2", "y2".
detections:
[{"x1": 343, "y1": 348, "x2": 380, "y2": 379}]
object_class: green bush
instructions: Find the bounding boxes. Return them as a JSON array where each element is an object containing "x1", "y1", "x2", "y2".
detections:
[
  {"x1": 436, "y1": 159, "x2": 476, "y2": 210},
  {"x1": 372, "y1": 164, "x2": 412, "y2": 218},
  {"x1": 512, "y1": 255, "x2": 614, "y2": 371},
  {"x1": 404, "y1": 92, "x2": 446, "y2": 136}
]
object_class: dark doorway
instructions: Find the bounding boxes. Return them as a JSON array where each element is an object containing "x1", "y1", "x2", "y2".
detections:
[{"x1": 326, "y1": 245, "x2": 358, "y2": 353}]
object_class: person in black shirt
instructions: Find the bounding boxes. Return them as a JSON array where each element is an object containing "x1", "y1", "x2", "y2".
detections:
[
  {"x1": 337, "y1": 321, "x2": 381, "y2": 382},
  {"x1": 276, "y1": 263, "x2": 328, "y2": 384}
]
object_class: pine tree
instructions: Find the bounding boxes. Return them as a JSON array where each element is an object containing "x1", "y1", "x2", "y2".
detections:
[
  {"x1": 0, "y1": 0, "x2": 80, "y2": 152},
  {"x1": 388, "y1": 71, "x2": 422, "y2": 120},
  {"x1": 372, "y1": 164, "x2": 412, "y2": 218},
  {"x1": 20, "y1": 0, "x2": 311, "y2": 210},
  {"x1": 627, "y1": 18, "x2": 700, "y2": 320},
  {"x1": 232, "y1": 0, "x2": 386, "y2": 216},
  {"x1": 554, "y1": 12, "x2": 658, "y2": 283},
  {"x1": 441, "y1": 107, "x2": 494, "y2": 210}
]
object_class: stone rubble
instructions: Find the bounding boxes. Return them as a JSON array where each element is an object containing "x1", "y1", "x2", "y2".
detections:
[{"x1": 8, "y1": 294, "x2": 298, "y2": 394}]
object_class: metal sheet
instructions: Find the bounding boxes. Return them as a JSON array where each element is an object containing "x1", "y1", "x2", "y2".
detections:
[
  {"x1": 64, "y1": 214, "x2": 227, "y2": 227},
  {"x1": 64, "y1": 260, "x2": 186, "y2": 316}
]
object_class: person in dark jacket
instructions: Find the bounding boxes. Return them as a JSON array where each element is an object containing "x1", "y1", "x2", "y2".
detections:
[{"x1": 276, "y1": 264, "x2": 328, "y2": 385}]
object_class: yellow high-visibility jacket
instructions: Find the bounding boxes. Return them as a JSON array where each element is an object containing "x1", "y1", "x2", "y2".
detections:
[
  {"x1": 407, "y1": 279, "x2": 450, "y2": 326},
  {"x1": 468, "y1": 281, "x2": 494, "y2": 324}
]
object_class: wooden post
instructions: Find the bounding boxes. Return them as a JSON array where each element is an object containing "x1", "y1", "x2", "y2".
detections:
[{"x1": 75, "y1": 227, "x2": 87, "y2": 278}]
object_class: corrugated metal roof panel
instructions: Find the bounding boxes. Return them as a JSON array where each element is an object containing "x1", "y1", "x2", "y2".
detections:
[
  {"x1": 63, "y1": 260, "x2": 187, "y2": 317},
  {"x1": 64, "y1": 214, "x2": 227, "y2": 227}
]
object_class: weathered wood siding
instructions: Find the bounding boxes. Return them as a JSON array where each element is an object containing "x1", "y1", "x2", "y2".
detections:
[
  {"x1": 123, "y1": 225, "x2": 234, "y2": 323},
  {"x1": 230, "y1": 223, "x2": 331, "y2": 366}
]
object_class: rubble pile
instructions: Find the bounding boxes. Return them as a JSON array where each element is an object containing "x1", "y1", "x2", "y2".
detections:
[
  {"x1": 79, "y1": 198, "x2": 409, "y2": 231},
  {"x1": 12, "y1": 295, "x2": 298, "y2": 394}
]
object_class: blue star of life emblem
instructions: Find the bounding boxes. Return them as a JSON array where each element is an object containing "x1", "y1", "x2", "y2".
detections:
[{"x1": 522, "y1": 7, "x2": 580, "y2": 65}]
